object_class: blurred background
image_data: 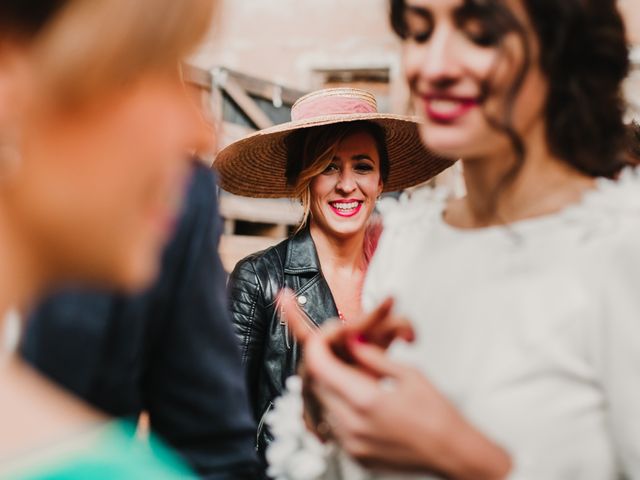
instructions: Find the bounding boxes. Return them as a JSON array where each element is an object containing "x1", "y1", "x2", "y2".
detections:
[{"x1": 182, "y1": 0, "x2": 640, "y2": 271}]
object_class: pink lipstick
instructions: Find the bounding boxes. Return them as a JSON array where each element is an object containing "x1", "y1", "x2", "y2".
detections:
[
  {"x1": 329, "y1": 199, "x2": 363, "y2": 218},
  {"x1": 422, "y1": 95, "x2": 479, "y2": 123}
]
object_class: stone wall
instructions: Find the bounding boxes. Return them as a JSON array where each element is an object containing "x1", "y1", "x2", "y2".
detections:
[{"x1": 193, "y1": 0, "x2": 408, "y2": 112}]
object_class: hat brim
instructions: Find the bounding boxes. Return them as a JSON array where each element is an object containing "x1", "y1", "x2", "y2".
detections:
[{"x1": 214, "y1": 112, "x2": 454, "y2": 198}]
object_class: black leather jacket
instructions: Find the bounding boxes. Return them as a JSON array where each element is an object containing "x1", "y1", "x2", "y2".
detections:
[{"x1": 228, "y1": 227, "x2": 338, "y2": 457}]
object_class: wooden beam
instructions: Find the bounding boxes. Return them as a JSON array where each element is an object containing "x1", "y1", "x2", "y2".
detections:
[
  {"x1": 219, "y1": 234, "x2": 284, "y2": 272},
  {"x1": 181, "y1": 64, "x2": 213, "y2": 91},
  {"x1": 218, "y1": 193, "x2": 303, "y2": 225},
  {"x1": 220, "y1": 68, "x2": 306, "y2": 105},
  {"x1": 221, "y1": 77, "x2": 274, "y2": 130}
]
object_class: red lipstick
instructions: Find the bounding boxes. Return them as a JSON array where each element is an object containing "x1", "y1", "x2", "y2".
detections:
[{"x1": 422, "y1": 94, "x2": 479, "y2": 123}]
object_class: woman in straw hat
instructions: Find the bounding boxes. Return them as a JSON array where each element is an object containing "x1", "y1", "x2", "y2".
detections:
[
  {"x1": 0, "y1": 0, "x2": 215, "y2": 477},
  {"x1": 270, "y1": 0, "x2": 640, "y2": 479},
  {"x1": 215, "y1": 87, "x2": 451, "y2": 459}
]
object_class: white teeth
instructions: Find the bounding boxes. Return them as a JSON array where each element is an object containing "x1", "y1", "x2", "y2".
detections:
[
  {"x1": 429, "y1": 99, "x2": 461, "y2": 113},
  {"x1": 332, "y1": 201, "x2": 359, "y2": 211}
]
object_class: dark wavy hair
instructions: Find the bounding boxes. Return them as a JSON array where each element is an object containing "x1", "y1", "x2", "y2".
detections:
[{"x1": 390, "y1": 0, "x2": 630, "y2": 181}]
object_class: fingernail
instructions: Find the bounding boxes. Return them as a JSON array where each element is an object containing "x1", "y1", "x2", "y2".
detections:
[{"x1": 356, "y1": 334, "x2": 368, "y2": 344}]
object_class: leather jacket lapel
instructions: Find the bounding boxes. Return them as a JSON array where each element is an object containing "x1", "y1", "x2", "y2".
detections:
[{"x1": 284, "y1": 228, "x2": 338, "y2": 327}]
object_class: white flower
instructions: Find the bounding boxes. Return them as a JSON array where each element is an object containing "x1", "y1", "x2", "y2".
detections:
[{"x1": 266, "y1": 375, "x2": 331, "y2": 480}]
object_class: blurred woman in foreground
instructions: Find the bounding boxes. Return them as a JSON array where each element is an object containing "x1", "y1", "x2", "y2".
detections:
[
  {"x1": 271, "y1": 0, "x2": 640, "y2": 479},
  {"x1": 0, "y1": 0, "x2": 214, "y2": 477}
]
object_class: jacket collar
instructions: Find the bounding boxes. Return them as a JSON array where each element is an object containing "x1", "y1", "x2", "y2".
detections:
[{"x1": 284, "y1": 226, "x2": 321, "y2": 275}]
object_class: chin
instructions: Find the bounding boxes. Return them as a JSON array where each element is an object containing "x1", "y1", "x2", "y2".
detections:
[
  {"x1": 326, "y1": 222, "x2": 367, "y2": 239},
  {"x1": 419, "y1": 125, "x2": 489, "y2": 160}
]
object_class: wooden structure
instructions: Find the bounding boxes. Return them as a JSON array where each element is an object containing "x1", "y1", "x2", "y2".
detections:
[{"x1": 184, "y1": 65, "x2": 307, "y2": 271}]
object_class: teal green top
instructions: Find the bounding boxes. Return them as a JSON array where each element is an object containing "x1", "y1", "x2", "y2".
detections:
[{"x1": 5, "y1": 421, "x2": 194, "y2": 479}]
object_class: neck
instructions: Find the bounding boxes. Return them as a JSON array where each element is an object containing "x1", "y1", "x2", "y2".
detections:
[
  {"x1": 309, "y1": 222, "x2": 367, "y2": 274},
  {"x1": 455, "y1": 122, "x2": 595, "y2": 227}
]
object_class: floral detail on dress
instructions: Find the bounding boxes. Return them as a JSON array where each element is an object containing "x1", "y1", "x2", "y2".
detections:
[
  {"x1": 554, "y1": 167, "x2": 640, "y2": 241},
  {"x1": 376, "y1": 187, "x2": 449, "y2": 231},
  {"x1": 265, "y1": 377, "x2": 373, "y2": 480},
  {"x1": 265, "y1": 376, "x2": 330, "y2": 480}
]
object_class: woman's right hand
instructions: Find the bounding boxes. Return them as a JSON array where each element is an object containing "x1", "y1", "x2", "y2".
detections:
[
  {"x1": 279, "y1": 290, "x2": 415, "y2": 441},
  {"x1": 277, "y1": 290, "x2": 415, "y2": 357}
]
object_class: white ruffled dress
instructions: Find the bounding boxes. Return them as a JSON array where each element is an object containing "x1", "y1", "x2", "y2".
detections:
[{"x1": 267, "y1": 169, "x2": 640, "y2": 480}]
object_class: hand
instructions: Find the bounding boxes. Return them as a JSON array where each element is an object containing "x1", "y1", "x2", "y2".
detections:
[
  {"x1": 304, "y1": 338, "x2": 512, "y2": 479},
  {"x1": 276, "y1": 290, "x2": 415, "y2": 356},
  {"x1": 277, "y1": 291, "x2": 415, "y2": 440}
]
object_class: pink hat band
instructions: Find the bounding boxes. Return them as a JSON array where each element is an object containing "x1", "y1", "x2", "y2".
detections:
[{"x1": 291, "y1": 89, "x2": 378, "y2": 122}]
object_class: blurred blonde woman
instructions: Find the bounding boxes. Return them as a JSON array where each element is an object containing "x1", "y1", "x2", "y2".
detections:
[
  {"x1": 215, "y1": 87, "x2": 451, "y2": 460},
  {"x1": 0, "y1": 0, "x2": 215, "y2": 477}
]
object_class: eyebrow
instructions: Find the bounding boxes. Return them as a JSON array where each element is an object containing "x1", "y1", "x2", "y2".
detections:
[{"x1": 353, "y1": 154, "x2": 374, "y2": 161}]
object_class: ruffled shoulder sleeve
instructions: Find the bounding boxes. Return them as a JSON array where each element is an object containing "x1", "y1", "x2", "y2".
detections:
[
  {"x1": 564, "y1": 168, "x2": 640, "y2": 230},
  {"x1": 363, "y1": 187, "x2": 449, "y2": 312}
]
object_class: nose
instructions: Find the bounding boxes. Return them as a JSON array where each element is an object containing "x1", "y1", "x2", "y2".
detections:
[
  {"x1": 336, "y1": 169, "x2": 357, "y2": 194},
  {"x1": 408, "y1": 27, "x2": 462, "y2": 90}
]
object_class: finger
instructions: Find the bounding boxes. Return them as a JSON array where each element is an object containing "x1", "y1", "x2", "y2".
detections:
[
  {"x1": 360, "y1": 316, "x2": 415, "y2": 348},
  {"x1": 276, "y1": 289, "x2": 316, "y2": 344},
  {"x1": 347, "y1": 341, "x2": 407, "y2": 380},
  {"x1": 311, "y1": 381, "x2": 366, "y2": 443},
  {"x1": 342, "y1": 297, "x2": 395, "y2": 339},
  {"x1": 305, "y1": 334, "x2": 380, "y2": 400}
]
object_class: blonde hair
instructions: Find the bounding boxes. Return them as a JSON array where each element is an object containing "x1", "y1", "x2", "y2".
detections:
[
  {"x1": 286, "y1": 121, "x2": 389, "y2": 232},
  {"x1": 293, "y1": 133, "x2": 344, "y2": 231},
  {"x1": 34, "y1": 0, "x2": 217, "y2": 106}
]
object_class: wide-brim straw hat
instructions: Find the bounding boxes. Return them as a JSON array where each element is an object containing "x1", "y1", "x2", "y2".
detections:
[{"x1": 214, "y1": 88, "x2": 453, "y2": 197}]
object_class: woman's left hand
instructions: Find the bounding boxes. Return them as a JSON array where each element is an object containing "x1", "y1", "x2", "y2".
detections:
[{"x1": 304, "y1": 336, "x2": 512, "y2": 479}]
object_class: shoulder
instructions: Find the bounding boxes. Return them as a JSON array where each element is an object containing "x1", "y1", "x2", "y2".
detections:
[
  {"x1": 557, "y1": 169, "x2": 640, "y2": 294},
  {"x1": 374, "y1": 187, "x2": 448, "y2": 250},
  {"x1": 231, "y1": 237, "x2": 289, "y2": 278},
  {"x1": 570, "y1": 168, "x2": 640, "y2": 248},
  {"x1": 379, "y1": 186, "x2": 446, "y2": 223},
  {"x1": 177, "y1": 163, "x2": 217, "y2": 226},
  {"x1": 161, "y1": 163, "x2": 217, "y2": 261},
  {"x1": 228, "y1": 237, "x2": 291, "y2": 302}
]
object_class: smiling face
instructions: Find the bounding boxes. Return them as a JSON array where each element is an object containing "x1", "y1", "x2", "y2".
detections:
[
  {"x1": 308, "y1": 130, "x2": 383, "y2": 240},
  {"x1": 399, "y1": 0, "x2": 549, "y2": 160}
]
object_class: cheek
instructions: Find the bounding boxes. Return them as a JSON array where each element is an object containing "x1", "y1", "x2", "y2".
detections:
[
  {"x1": 513, "y1": 68, "x2": 548, "y2": 124},
  {"x1": 98, "y1": 94, "x2": 193, "y2": 214},
  {"x1": 32, "y1": 92, "x2": 191, "y2": 283},
  {"x1": 309, "y1": 175, "x2": 334, "y2": 202},
  {"x1": 360, "y1": 174, "x2": 382, "y2": 199}
]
